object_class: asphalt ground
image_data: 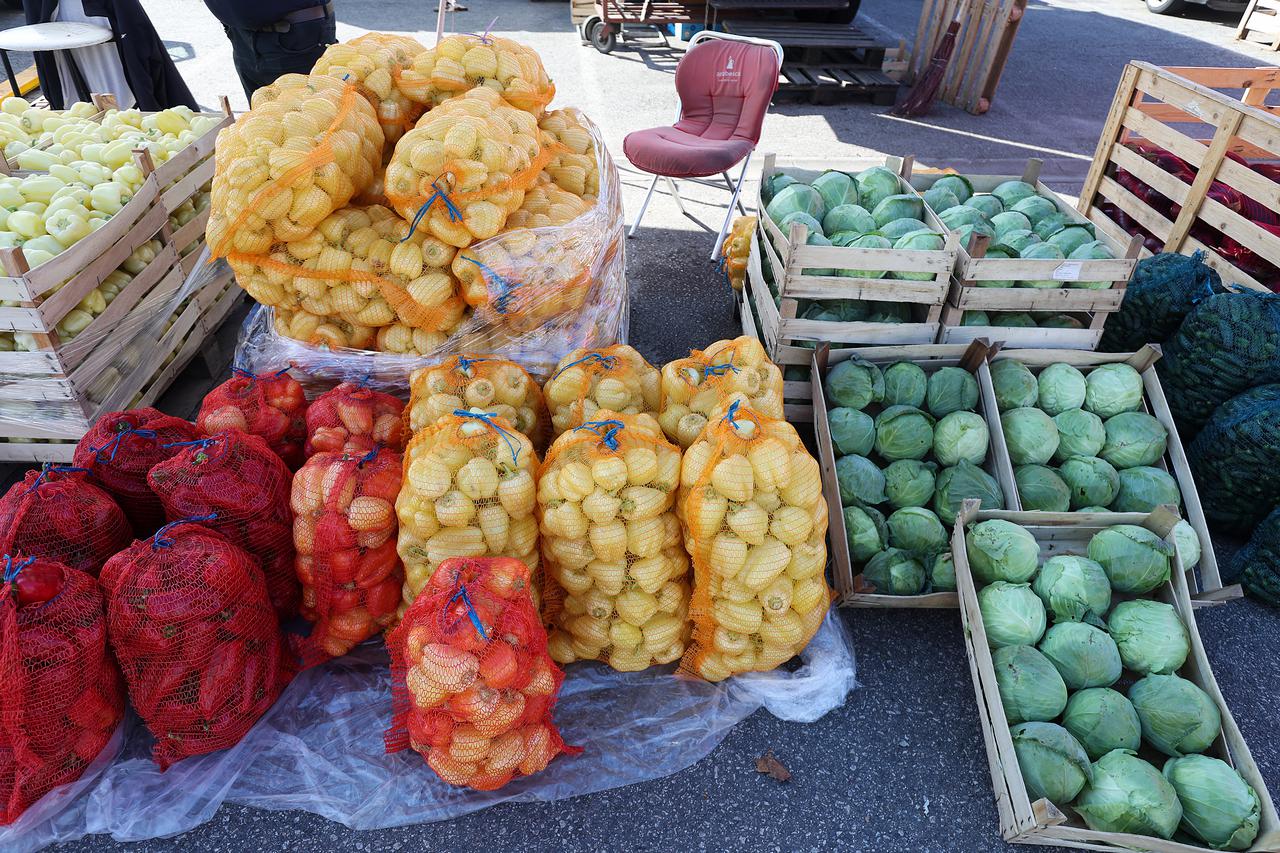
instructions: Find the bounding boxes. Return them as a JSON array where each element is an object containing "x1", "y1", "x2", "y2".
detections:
[{"x1": 9, "y1": 0, "x2": 1279, "y2": 849}]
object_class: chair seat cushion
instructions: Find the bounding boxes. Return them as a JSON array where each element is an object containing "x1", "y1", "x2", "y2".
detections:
[{"x1": 623, "y1": 125, "x2": 754, "y2": 179}]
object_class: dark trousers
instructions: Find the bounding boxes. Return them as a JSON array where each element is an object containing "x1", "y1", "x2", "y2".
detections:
[{"x1": 223, "y1": 8, "x2": 337, "y2": 102}]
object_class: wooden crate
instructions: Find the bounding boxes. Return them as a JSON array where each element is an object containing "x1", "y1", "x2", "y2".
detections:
[
  {"x1": 953, "y1": 503, "x2": 1280, "y2": 852},
  {"x1": 1236, "y1": 1, "x2": 1280, "y2": 52},
  {"x1": 988, "y1": 345, "x2": 1231, "y2": 599},
  {"x1": 810, "y1": 340, "x2": 1020, "y2": 607},
  {"x1": 751, "y1": 155, "x2": 955, "y2": 359},
  {"x1": 1078, "y1": 63, "x2": 1280, "y2": 293},
  {"x1": 909, "y1": 0, "x2": 1026, "y2": 115},
  {"x1": 906, "y1": 158, "x2": 1142, "y2": 350}
]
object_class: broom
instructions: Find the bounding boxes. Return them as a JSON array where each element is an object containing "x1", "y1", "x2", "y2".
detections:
[{"x1": 893, "y1": 0, "x2": 968, "y2": 118}]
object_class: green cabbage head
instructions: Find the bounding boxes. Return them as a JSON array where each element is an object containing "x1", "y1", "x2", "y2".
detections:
[
  {"x1": 862, "y1": 546, "x2": 926, "y2": 595},
  {"x1": 1129, "y1": 674, "x2": 1221, "y2": 757},
  {"x1": 1002, "y1": 407, "x2": 1060, "y2": 465},
  {"x1": 883, "y1": 459, "x2": 937, "y2": 509},
  {"x1": 1108, "y1": 599, "x2": 1190, "y2": 675},
  {"x1": 933, "y1": 411, "x2": 989, "y2": 467},
  {"x1": 1037, "y1": 363, "x2": 1087, "y2": 416},
  {"x1": 992, "y1": 644, "x2": 1067, "y2": 724},
  {"x1": 1038, "y1": 621, "x2": 1122, "y2": 690},
  {"x1": 1074, "y1": 751, "x2": 1183, "y2": 839},
  {"x1": 1083, "y1": 363, "x2": 1144, "y2": 418},
  {"x1": 967, "y1": 519, "x2": 1040, "y2": 583},
  {"x1": 1032, "y1": 555, "x2": 1110, "y2": 622},
  {"x1": 1163, "y1": 754, "x2": 1261, "y2": 850},
  {"x1": 1062, "y1": 688, "x2": 1141, "y2": 760},
  {"x1": 980, "y1": 581, "x2": 1046, "y2": 648},
  {"x1": 1011, "y1": 722, "x2": 1092, "y2": 806},
  {"x1": 1088, "y1": 525, "x2": 1172, "y2": 594}
]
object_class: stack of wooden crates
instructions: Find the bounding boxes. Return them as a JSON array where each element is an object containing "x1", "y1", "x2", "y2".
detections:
[{"x1": 0, "y1": 97, "x2": 239, "y2": 462}]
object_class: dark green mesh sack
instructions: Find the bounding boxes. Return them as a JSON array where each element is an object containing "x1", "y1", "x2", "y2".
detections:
[
  {"x1": 1231, "y1": 504, "x2": 1280, "y2": 607},
  {"x1": 1187, "y1": 385, "x2": 1280, "y2": 535},
  {"x1": 1099, "y1": 251, "x2": 1225, "y2": 353},
  {"x1": 1156, "y1": 291, "x2": 1280, "y2": 437}
]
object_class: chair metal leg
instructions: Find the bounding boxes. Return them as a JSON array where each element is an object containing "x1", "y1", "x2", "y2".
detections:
[
  {"x1": 629, "y1": 174, "x2": 660, "y2": 238},
  {"x1": 711, "y1": 151, "x2": 752, "y2": 261},
  {"x1": 721, "y1": 172, "x2": 747, "y2": 214},
  {"x1": 664, "y1": 176, "x2": 691, "y2": 218}
]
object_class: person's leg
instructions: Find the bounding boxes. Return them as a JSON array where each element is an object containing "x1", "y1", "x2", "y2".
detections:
[
  {"x1": 254, "y1": 9, "x2": 338, "y2": 88},
  {"x1": 223, "y1": 24, "x2": 268, "y2": 102}
]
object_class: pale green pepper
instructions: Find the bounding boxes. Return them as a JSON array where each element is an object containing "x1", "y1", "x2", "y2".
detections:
[
  {"x1": 22, "y1": 235, "x2": 64, "y2": 257},
  {"x1": 45, "y1": 208, "x2": 91, "y2": 248},
  {"x1": 6, "y1": 209, "x2": 43, "y2": 238},
  {"x1": 48, "y1": 163, "x2": 80, "y2": 184},
  {"x1": 89, "y1": 182, "x2": 126, "y2": 215},
  {"x1": 72, "y1": 160, "x2": 111, "y2": 186},
  {"x1": 14, "y1": 148, "x2": 59, "y2": 171},
  {"x1": 0, "y1": 182, "x2": 21, "y2": 209},
  {"x1": 18, "y1": 175, "x2": 64, "y2": 204},
  {"x1": 112, "y1": 164, "x2": 143, "y2": 189},
  {"x1": 0, "y1": 232, "x2": 21, "y2": 249}
]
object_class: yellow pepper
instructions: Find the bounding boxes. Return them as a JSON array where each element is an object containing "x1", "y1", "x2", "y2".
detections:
[
  {"x1": 89, "y1": 182, "x2": 126, "y2": 215},
  {"x1": 45, "y1": 209, "x2": 92, "y2": 248}
]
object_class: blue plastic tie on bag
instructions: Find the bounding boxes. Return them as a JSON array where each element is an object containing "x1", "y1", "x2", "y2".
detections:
[
  {"x1": 23, "y1": 463, "x2": 89, "y2": 495},
  {"x1": 458, "y1": 256, "x2": 520, "y2": 313},
  {"x1": 452, "y1": 409, "x2": 521, "y2": 464},
  {"x1": 447, "y1": 584, "x2": 489, "y2": 640},
  {"x1": 551, "y1": 352, "x2": 618, "y2": 380},
  {"x1": 152, "y1": 513, "x2": 218, "y2": 550},
  {"x1": 573, "y1": 418, "x2": 624, "y2": 450},
  {"x1": 90, "y1": 427, "x2": 158, "y2": 464},
  {"x1": 1, "y1": 554, "x2": 35, "y2": 585},
  {"x1": 402, "y1": 179, "x2": 463, "y2": 242}
]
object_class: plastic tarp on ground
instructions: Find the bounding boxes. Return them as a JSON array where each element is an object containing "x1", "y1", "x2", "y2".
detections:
[{"x1": 1, "y1": 612, "x2": 855, "y2": 850}]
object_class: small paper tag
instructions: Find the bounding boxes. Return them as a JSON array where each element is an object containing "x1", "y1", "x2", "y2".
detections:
[
  {"x1": 1184, "y1": 99, "x2": 1206, "y2": 120},
  {"x1": 1053, "y1": 261, "x2": 1083, "y2": 281}
]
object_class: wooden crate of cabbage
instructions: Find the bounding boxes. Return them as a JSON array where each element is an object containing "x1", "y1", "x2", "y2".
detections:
[
  {"x1": 904, "y1": 159, "x2": 1140, "y2": 349},
  {"x1": 810, "y1": 340, "x2": 1020, "y2": 606},
  {"x1": 953, "y1": 503, "x2": 1278, "y2": 852},
  {"x1": 751, "y1": 155, "x2": 957, "y2": 356},
  {"x1": 987, "y1": 346, "x2": 1228, "y2": 598}
]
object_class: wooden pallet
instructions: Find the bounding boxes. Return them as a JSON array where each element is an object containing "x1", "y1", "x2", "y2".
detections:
[
  {"x1": 1237, "y1": 0, "x2": 1280, "y2": 50},
  {"x1": 954, "y1": 503, "x2": 1280, "y2": 853},
  {"x1": 776, "y1": 64, "x2": 898, "y2": 105},
  {"x1": 905, "y1": 157, "x2": 1142, "y2": 349},
  {"x1": 989, "y1": 345, "x2": 1229, "y2": 597},
  {"x1": 910, "y1": 0, "x2": 1025, "y2": 115},
  {"x1": 723, "y1": 21, "x2": 898, "y2": 104},
  {"x1": 1078, "y1": 63, "x2": 1280, "y2": 292},
  {"x1": 810, "y1": 340, "x2": 1021, "y2": 608}
]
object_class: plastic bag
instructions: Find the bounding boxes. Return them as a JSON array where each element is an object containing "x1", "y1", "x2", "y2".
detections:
[
  {"x1": 0, "y1": 465, "x2": 131, "y2": 578},
  {"x1": 0, "y1": 609, "x2": 853, "y2": 849},
  {"x1": 659, "y1": 337, "x2": 785, "y2": 449},
  {"x1": 147, "y1": 432, "x2": 300, "y2": 621},
  {"x1": 99, "y1": 520, "x2": 294, "y2": 769},
  {"x1": 720, "y1": 216, "x2": 756, "y2": 293},
  {"x1": 397, "y1": 410, "x2": 539, "y2": 611},
  {"x1": 679, "y1": 403, "x2": 831, "y2": 681},
  {"x1": 1097, "y1": 251, "x2": 1226, "y2": 353},
  {"x1": 406, "y1": 354, "x2": 549, "y2": 449},
  {"x1": 540, "y1": 414, "x2": 691, "y2": 671},
  {"x1": 0, "y1": 556, "x2": 124, "y2": 826},
  {"x1": 1187, "y1": 384, "x2": 1280, "y2": 535},
  {"x1": 385, "y1": 556, "x2": 576, "y2": 790},
  {"x1": 394, "y1": 33, "x2": 555, "y2": 113},
  {"x1": 197, "y1": 368, "x2": 309, "y2": 469},
  {"x1": 72, "y1": 408, "x2": 198, "y2": 534},
  {"x1": 312, "y1": 33, "x2": 427, "y2": 145},
  {"x1": 304, "y1": 382, "x2": 406, "y2": 457},
  {"x1": 291, "y1": 448, "x2": 403, "y2": 660},
  {"x1": 542, "y1": 345, "x2": 660, "y2": 438},
  {"x1": 233, "y1": 110, "x2": 626, "y2": 382}
]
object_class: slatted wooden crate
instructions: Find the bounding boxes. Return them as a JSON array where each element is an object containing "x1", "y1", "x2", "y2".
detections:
[
  {"x1": 1236, "y1": 1, "x2": 1280, "y2": 51},
  {"x1": 810, "y1": 340, "x2": 1020, "y2": 607},
  {"x1": 750, "y1": 154, "x2": 955, "y2": 360},
  {"x1": 1079, "y1": 63, "x2": 1280, "y2": 293},
  {"x1": 906, "y1": 158, "x2": 1141, "y2": 349},
  {"x1": 987, "y1": 345, "x2": 1231, "y2": 598},
  {"x1": 954, "y1": 503, "x2": 1280, "y2": 852},
  {"x1": 909, "y1": 0, "x2": 1026, "y2": 115}
]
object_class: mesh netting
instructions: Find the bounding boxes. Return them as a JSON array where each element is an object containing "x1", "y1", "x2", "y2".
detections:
[
  {"x1": 312, "y1": 33, "x2": 428, "y2": 146},
  {"x1": 383, "y1": 555, "x2": 576, "y2": 790},
  {"x1": 397, "y1": 410, "x2": 540, "y2": 612},
  {"x1": 234, "y1": 204, "x2": 470, "y2": 352},
  {"x1": 678, "y1": 404, "x2": 831, "y2": 681},
  {"x1": 207, "y1": 74, "x2": 383, "y2": 259},
  {"x1": 72, "y1": 408, "x2": 199, "y2": 535},
  {"x1": 502, "y1": 175, "x2": 592, "y2": 230},
  {"x1": 539, "y1": 414, "x2": 691, "y2": 671},
  {"x1": 291, "y1": 448, "x2": 404, "y2": 661},
  {"x1": 1156, "y1": 291, "x2": 1280, "y2": 437},
  {"x1": 1097, "y1": 251, "x2": 1227, "y2": 353},
  {"x1": 720, "y1": 216, "x2": 755, "y2": 293},
  {"x1": 393, "y1": 33, "x2": 555, "y2": 114},
  {"x1": 196, "y1": 369, "x2": 309, "y2": 469},
  {"x1": 406, "y1": 355, "x2": 549, "y2": 449},
  {"x1": 659, "y1": 337, "x2": 785, "y2": 449},
  {"x1": 537, "y1": 109, "x2": 598, "y2": 200},
  {"x1": 542, "y1": 346, "x2": 660, "y2": 438},
  {"x1": 0, "y1": 466, "x2": 132, "y2": 578},
  {"x1": 305, "y1": 382, "x2": 406, "y2": 457},
  {"x1": 99, "y1": 520, "x2": 294, "y2": 769},
  {"x1": 1232, "y1": 504, "x2": 1280, "y2": 606},
  {"x1": 1186, "y1": 384, "x2": 1280, "y2": 536},
  {"x1": 0, "y1": 557, "x2": 124, "y2": 825},
  {"x1": 385, "y1": 87, "x2": 549, "y2": 251},
  {"x1": 147, "y1": 432, "x2": 300, "y2": 622}
]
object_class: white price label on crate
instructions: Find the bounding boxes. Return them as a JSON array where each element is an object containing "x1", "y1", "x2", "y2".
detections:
[{"x1": 1052, "y1": 261, "x2": 1083, "y2": 281}]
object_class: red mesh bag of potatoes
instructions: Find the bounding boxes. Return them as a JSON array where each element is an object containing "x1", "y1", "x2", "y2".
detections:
[
  {"x1": 0, "y1": 465, "x2": 132, "y2": 578},
  {"x1": 197, "y1": 368, "x2": 308, "y2": 469},
  {"x1": 73, "y1": 408, "x2": 199, "y2": 534},
  {"x1": 384, "y1": 556, "x2": 578, "y2": 790},
  {"x1": 291, "y1": 447, "x2": 403, "y2": 661},
  {"x1": 304, "y1": 382, "x2": 406, "y2": 458},
  {"x1": 0, "y1": 555, "x2": 124, "y2": 824},
  {"x1": 99, "y1": 519, "x2": 294, "y2": 769},
  {"x1": 147, "y1": 432, "x2": 300, "y2": 621}
]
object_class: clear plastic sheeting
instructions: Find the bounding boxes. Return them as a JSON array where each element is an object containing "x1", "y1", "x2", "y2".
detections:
[
  {"x1": 235, "y1": 114, "x2": 627, "y2": 389},
  {"x1": 0, "y1": 612, "x2": 854, "y2": 850}
]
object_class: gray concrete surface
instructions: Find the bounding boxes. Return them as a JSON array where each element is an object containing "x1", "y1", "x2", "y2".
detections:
[{"x1": 24, "y1": 0, "x2": 1280, "y2": 849}]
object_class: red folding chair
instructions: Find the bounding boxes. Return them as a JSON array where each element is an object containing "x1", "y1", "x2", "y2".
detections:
[{"x1": 623, "y1": 31, "x2": 783, "y2": 260}]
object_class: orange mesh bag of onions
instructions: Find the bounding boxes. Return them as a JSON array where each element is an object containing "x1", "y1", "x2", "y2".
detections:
[
  {"x1": 658, "y1": 336, "x2": 784, "y2": 449},
  {"x1": 406, "y1": 354, "x2": 549, "y2": 448},
  {"x1": 541, "y1": 346, "x2": 660, "y2": 438}
]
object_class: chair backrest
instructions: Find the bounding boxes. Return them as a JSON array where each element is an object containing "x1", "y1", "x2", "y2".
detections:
[{"x1": 673, "y1": 32, "x2": 782, "y2": 145}]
